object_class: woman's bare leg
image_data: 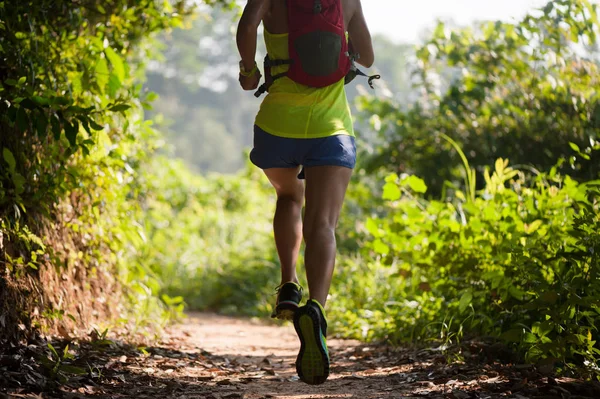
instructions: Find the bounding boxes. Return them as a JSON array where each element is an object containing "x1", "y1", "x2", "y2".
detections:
[
  {"x1": 302, "y1": 166, "x2": 353, "y2": 307},
  {"x1": 264, "y1": 167, "x2": 305, "y2": 284}
]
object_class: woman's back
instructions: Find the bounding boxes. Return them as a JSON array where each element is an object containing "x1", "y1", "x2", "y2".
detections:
[
  {"x1": 254, "y1": 26, "x2": 353, "y2": 139},
  {"x1": 242, "y1": 0, "x2": 373, "y2": 139}
]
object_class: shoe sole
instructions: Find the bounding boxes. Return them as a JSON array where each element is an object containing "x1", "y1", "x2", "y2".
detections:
[
  {"x1": 293, "y1": 306, "x2": 329, "y2": 385},
  {"x1": 272, "y1": 301, "x2": 299, "y2": 321}
]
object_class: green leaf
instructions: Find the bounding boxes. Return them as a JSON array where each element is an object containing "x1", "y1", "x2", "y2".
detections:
[
  {"x1": 523, "y1": 332, "x2": 537, "y2": 343},
  {"x1": 32, "y1": 96, "x2": 50, "y2": 106},
  {"x1": 51, "y1": 96, "x2": 71, "y2": 106},
  {"x1": 95, "y1": 57, "x2": 109, "y2": 92},
  {"x1": 51, "y1": 114, "x2": 62, "y2": 140},
  {"x1": 16, "y1": 107, "x2": 28, "y2": 132},
  {"x1": 35, "y1": 110, "x2": 48, "y2": 137},
  {"x1": 509, "y1": 285, "x2": 527, "y2": 301},
  {"x1": 537, "y1": 321, "x2": 554, "y2": 337},
  {"x1": 372, "y1": 239, "x2": 390, "y2": 255},
  {"x1": 64, "y1": 120, "x2": 79, "y2": 147},
  {"x1": 107, "y1": 72, "x2": 122, "y2": 97},
  {"x1": 109, "y1": 104, "x2": 131, "y2": 113},
  {"x1": 525, "y1": 220, "x2": 543, "y2": 234},
  {"x1": 105, "y1": 47, "x2": 125, "y2": 82},
  {"x1": 17, "y1": 76, "x2": 26, "y2": 85},
  {"x1": 88, "y1": 119, "x2": 104, "y2": 131},
  {"x1": 47, "y1": 343, "x2": 59, "y2": 359},
  {"x1": 77, "y1": 116, "x2": 91, "y2": 134},
  {"x1": 406, "y1": 175, "x2": 428, "y2": 193},
  {"x1": 12, "y1": 173, "x2": 25, "y2": 195},
  {"x1": 459, "y1": 290, "x2": 473, "y2": 313},
  {"x1": 569, "y1": 142, "x2": 581, "y2": 152},
  {"x1": 3, "y1": 148, "x2": 16, "y2": 171},
  {"x1": 365, "y1": 218, "x2": 381, "y2": 237},
  {"x1": 382, "y1": 182, "x2": 401, "y2": 201},
  {"x1": 433, "y1": 22, "x2": 446, "y2": 40},
  {"x1": 145, "y1": 92, "x2": 158, "y2": 102},
  {"x1": 495, "y1": 158, "x2": 506, "y2": 176}
]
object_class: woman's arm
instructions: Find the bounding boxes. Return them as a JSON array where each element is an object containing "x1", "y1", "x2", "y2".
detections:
[
  {"x1": 347, "y1": 0, "x2": 374, "y2": 68},
  {"x1": 236, "y1": 0, "x2": 270, "y2": 90}
]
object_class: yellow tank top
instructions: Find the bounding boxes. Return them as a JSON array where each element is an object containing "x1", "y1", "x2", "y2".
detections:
[{"x1": 254, "y1": 29, "x2": 354, "y2": 139}]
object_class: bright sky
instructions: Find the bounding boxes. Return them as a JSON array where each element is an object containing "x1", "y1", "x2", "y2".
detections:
[{"x1": 362, "y1": 0, "x2": 550, "y2": 43}]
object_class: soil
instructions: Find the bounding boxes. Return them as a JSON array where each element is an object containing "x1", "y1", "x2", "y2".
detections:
[{"x1": 1, "y1": 313, "x2": 599, "y2": 399}]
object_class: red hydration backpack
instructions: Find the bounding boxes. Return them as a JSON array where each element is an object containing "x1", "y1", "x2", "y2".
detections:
[
  {"x1": 287, "y1": 0, "x2": 350, "y2": 87},
  {"x1": 255, "y1": 0, "x2": 351, "y2": 97}
]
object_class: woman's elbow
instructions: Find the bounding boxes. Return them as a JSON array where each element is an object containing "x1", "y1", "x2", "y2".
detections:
[{"x1": 359, "y1": 53, "x2": 375, "y2": 68}]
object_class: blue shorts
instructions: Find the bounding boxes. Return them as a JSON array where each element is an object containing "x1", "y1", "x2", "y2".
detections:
[{"x1": 249, "y1": 125, "x2": 356, "y2": 179}]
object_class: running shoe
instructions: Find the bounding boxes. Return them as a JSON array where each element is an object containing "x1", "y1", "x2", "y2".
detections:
[
  {"x1": 293, "y1": 299, "x2": 330, "y2": 385},
  {"x1": 271, "y1": 282, "x2": 303, "y2": 321}
]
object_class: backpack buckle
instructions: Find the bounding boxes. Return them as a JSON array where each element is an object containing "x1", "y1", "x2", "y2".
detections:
[{"x1": 313, "y1": 0, "x2": 322, "y2": 13}]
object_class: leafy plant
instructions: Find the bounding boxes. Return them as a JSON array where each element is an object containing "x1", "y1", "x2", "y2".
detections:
[
  {"x1": 0, "y1": 0, "x2": 241, "y2": 344},
  {"x1": 40, "y1": 343, "x2": 86, "y2": 383},
  {"x1": 330, "y1": 155, "x2": 600, "y2": 378},
  {"x1": 89, "y1": 328, "x2": 115, "y2": 350}
]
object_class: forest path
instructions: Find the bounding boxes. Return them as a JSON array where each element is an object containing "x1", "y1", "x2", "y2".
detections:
[{"x1": 2, "y1": 313, "x2": 599, "y2": 399}]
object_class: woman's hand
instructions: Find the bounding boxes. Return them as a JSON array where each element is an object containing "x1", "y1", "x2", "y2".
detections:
[{"x1": 239, "y1": 68, "x2": 262, "y2": 91}]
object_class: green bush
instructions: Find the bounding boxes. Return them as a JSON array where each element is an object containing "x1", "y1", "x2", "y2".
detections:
[
  {"x1": 0, "y1": 0, "x2": 236, "y2": 341},
  {"x1": 330, "y1": 156, "x2": 600, "y2": 377}
]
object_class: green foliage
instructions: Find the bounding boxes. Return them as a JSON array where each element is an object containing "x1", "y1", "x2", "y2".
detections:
[
  {"x1": 136, "y1": 156, "x2": 281, "y2": 316},
  {"x1": 0, "y1": 0, "x2": 194, "y2": 215},
  {"x1": 360, "y1": 0, "x2": 600, "y2": 195},
  {"x1": 0, "y1": 0, "x2": 236, "y2": 340},
  {"x1": 330, "y1": 156, "x2": 600, "y2": 377},
  {"x1": 40, "y1": 343, "x2": 86, "y2": 383}
]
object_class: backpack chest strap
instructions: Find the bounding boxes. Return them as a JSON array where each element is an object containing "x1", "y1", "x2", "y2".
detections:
[{"x1": 265, "y1": 58, "x2": 293, "y2": 68}]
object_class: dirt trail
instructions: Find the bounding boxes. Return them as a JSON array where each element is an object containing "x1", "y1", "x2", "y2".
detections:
[{"x1": 2, "y1": 313, "x2": 599, "y2": 399}]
